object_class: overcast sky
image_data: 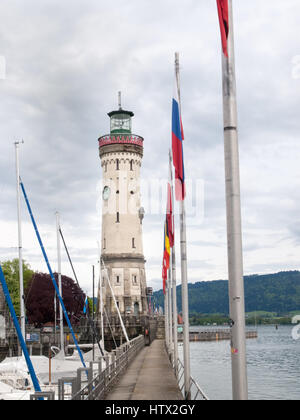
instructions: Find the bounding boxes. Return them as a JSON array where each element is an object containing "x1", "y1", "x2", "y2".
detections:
[{"x1": 1, "y1": 0, "x2": 300, "y2": 295}]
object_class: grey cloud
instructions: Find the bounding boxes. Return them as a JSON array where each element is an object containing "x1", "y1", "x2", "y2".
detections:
[{"x1": 1, "y1": 0, "x2": 300, "y2": 286}]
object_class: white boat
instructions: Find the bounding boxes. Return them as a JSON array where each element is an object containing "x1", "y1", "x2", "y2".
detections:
[{"x1": 0, "y1": 346, "x2": 109, "y2": 400}]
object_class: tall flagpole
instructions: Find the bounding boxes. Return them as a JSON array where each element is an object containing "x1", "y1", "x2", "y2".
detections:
[
  {"x1": 175, "y1": 52, "x2": 191, "y2": 400},
  {"x1": 164, "y1": 279, "x2": 170, "y2": 350},
  {"x1": 15, "y1": 141, "x2": 25, "y2": 342},
  {"x1": 56, "y1": 212, "x2": 64, "y2": 355},
  {"x1": 92, "y1": 265, "x2": 95, "y2": 361},
  {"x1": 218, "y1": 0, "x2": 248, "y2": 400},
  {"x1": 168, "y1": 266, "x2": 173, "y2": 360},
  {"x1": 169, "y1": 150, "x2": 178, "y2": 377}
]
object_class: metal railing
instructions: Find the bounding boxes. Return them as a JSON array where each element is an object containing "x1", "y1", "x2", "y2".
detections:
[
  {"x1": 30, "y1": 335, "x2": 145, "y2": 401},
  {"x1": 175, "y1": 358, "x2": 209, "y2": 401},
  {"x1": 72, "y1": 335, "x2": 145, "y2": 401}
]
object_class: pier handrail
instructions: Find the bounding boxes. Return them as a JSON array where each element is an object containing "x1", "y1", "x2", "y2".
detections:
[
  {"x1": 176, "y1": 357, "x2": 209, "y2": 401},
  {"x1": 71, "y1": 335, "x2": 145, "y2": 401},
  {"x1": 30, "y1": 335, "x2": 145, "y2": 401}
]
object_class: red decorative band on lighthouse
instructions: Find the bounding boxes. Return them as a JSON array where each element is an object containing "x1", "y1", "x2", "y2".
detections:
[{"x1": 98, "y1": 134, "x2": 144, "y2": 148}]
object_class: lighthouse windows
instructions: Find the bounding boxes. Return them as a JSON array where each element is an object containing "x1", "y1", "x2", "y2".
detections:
[
  {"x1": 132, "y1": 238, "x2": 136, "y2": 248},
  {"x1": 112, "y1": 269, "x2": 123, "y2": 287},
  {"x1": 116, "y1": 159, "x2": 120, "y2": 170},
  {"x1": 130, "y1": 159, "x2": 133, "y2": 171},
  {"x1": 116, "y1": 212, "x2": 120, "y2": 223}
]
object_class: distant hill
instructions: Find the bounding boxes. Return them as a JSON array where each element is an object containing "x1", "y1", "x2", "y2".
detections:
[{"x1": 152, "y1": 271, "x2": 300, "y2": 315}]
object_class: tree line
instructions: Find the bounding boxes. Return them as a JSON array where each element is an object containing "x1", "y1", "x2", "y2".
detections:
[{"x1": 153, "y1": 271, "x2": 300, "y2": 316}]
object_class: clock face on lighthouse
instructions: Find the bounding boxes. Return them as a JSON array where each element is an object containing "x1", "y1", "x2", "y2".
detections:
[{"x1": 103, "y1": 186, "x2": 111, "y2": 201}]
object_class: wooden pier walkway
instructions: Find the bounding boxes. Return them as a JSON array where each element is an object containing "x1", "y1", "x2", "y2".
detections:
[{"x1": 105, "y1": 339, "x2": 183, "y2": 401}]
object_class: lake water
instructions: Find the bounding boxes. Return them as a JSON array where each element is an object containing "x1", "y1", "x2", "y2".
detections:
[{"x1": 179, "y1": 325, "x2": 300, "y2": 400}]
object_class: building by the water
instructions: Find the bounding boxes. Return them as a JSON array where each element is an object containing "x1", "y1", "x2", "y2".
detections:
[{"x1": 97, "y1": 97, "x2": 149, "y2": 318}]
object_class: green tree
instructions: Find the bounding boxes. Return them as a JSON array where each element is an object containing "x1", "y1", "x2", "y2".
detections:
[{"x1": 1, "y1": 259, "x2": 34, "y2": 316}]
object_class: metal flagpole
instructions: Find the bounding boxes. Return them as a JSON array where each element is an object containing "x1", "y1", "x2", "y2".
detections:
[
  {"x1": 169, "y1": 150, "x2": 178, "y2": 377},
  {"x1": 14, "y1": 141, "x2": 25, "y2": 343},
  {"x1": 179, "y1": 199, "x2": 191, "y2": 400},
  {"x1": 219, "y1": 0, "x2": 248, "y2": 400},
  {"x1": 165, "y1": 280, "x2": 170, "y2": 350},
  {"x1": 175, "y1": 52, "x2": 191, "y2": 400},
  {"x1": 56, "y1": 212, "x2": 65, "y2": 355},
  {"x1": 168, "y1": 266, "x2": 173, "y2": 360},
  {"x1": 92, "y1": 265, "x2": 95, "y2": 361},
  {"x1": 171, "y1": 244, "x2": 178, "y2": 377}
]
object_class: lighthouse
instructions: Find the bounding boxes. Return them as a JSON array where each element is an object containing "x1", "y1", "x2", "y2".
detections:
[{"x1": 98, "y1": 94, "x2": 148, "y2": 317}]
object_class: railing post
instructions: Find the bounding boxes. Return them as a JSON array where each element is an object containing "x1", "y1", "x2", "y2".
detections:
[
  {"x1": 98, "y1": 358, "x2": 103, "y2": 376},
  {"x1": 30, "y1": 391, "x2": 55, "y2": 401},
  {"x1": 88, "y1": 363, "x2": 94, "y2": 400},
  {"x1": 104, "y1": 355, "x2": 110, "y2": 389},
  {"x1": 58, "y1": 377, "x2": 78, "y2": 400},
  {"x1": 126, "y1": 343, "x2": 129, "y2": 367},
  {"x1": 76, "y1": 368, "x2": 82, "y2": 396},
  {"x1": 111, "y1": 352, "x2": 116, "y2": 381}
]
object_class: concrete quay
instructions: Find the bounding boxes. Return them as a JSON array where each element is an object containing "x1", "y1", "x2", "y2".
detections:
[
  {"x1": 179, "y1": 329, "x2": 258, "y2": 342},
  {"x1": 105, "y1": 339, "x2": 183, "y2": 401}
]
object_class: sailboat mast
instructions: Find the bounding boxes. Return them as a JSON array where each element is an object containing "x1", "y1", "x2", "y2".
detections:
[
  {"x1": 101, "y1": 258, "x2": 129, "y2": 343},
  {"x1": 14, "y1": 141, "x2": 25, "y2": 341},
  {"x1": 56, "y1": 212, "x2": 65, "y2": 354},
  {"x1": 97, "y1": 241, "x2": 105, "y2": 348}
]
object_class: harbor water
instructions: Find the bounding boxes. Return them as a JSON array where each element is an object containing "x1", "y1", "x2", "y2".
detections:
[{"x1": 179, "y1": 325, "x2": 300, "y2": 400}]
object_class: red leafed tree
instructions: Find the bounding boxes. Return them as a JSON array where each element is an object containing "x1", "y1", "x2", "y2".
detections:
[{"x1": 25, "y1": 272, "x2": 85, "y2": 326}]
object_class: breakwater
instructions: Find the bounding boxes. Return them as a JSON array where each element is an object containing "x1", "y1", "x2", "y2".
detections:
[{"x1": 178, "y1": 329, "x2": 258, "y2": 342}]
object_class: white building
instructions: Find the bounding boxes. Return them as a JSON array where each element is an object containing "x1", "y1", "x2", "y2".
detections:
[{"x1": 97, "y1": 99, "x2": 148, "y2": 317}]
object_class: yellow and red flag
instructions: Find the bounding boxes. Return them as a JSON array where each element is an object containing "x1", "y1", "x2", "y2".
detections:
[{"x1": 162, "y1": 220, "x2": 171, "y2": 295}]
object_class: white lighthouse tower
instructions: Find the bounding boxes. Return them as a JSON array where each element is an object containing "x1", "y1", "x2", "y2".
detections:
[{"x1": 98, "y1": 95, "x2": 148, "y2": 317}]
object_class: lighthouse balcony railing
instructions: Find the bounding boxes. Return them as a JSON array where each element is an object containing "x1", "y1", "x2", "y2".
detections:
[{"x1": 98, "y1": 134, "x2": 144, "y2": 148}]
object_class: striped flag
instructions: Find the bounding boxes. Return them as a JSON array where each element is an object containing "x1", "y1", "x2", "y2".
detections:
[
  {"x1": 166, "y1": 181, "x2": 174, "y2": 248},
  {"x1": 162, "y1": 163, "x2": 175, "y2": 295},
  {"x1": 162, "y1": 221, "x2": 171, "y2": 295},
  {"x1": 217, "y1": 0, "x2": 229, "y2": 57},
  {"x1": 172, "y1": 73, "x2": 185, "y2": 201}
]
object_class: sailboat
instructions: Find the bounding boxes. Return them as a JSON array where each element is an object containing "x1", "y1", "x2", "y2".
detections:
[
  {"x1": 0, "y1": 145, "x2": 132, "y2": 400},
  {"x1": 0, "y1": 158, "x2": 104, "y2": 398}
]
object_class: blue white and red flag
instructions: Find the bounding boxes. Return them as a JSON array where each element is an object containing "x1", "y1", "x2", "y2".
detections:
[{"x1": 172, "y1": 77, "x2": 185, "y2": 201}]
